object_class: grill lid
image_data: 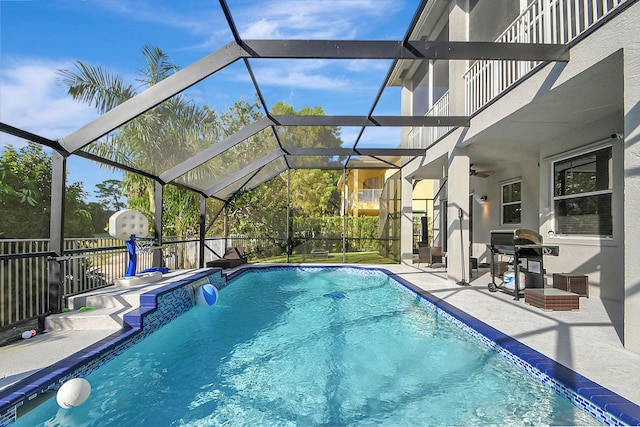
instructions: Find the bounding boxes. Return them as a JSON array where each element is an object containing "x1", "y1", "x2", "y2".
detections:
[{"x1": 490, "y1": 229, "x2": 542, "y2": 246}]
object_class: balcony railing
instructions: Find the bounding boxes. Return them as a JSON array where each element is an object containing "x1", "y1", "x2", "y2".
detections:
[
  {"x1": 464, "y1": 0, "x2": 627, "y2": 115},
  {"x1": 357, "y1": 189, "x2": 383, "y2": 204},
  {"x1": 408, "y1": 91, "x2": 450, "y2": 148}
]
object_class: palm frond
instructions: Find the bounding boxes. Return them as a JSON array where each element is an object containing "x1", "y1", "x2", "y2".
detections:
[
  {"x1": 137, "y1": 44, "x2": 179, "y2": 87},
  {"x1": 57, "y1": 61, "x2": 136, "y2": 114}
]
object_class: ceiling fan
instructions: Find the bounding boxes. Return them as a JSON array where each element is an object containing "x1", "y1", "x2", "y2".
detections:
[{"x1": 470, "y1": 165, "x2": 495, "y2": 178}]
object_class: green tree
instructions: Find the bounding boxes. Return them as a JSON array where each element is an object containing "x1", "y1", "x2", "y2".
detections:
[
  {"x1": 0, "y1": 143, "x2": 96, "y2": 238},
  {"x1": 58, "y1": 44, "x2": 225, "y2": 238},
  {"x1": 94, "y1": 179, "x2": 124, "y2": 211},
  {"x1": 290, "y1": 169, "x2": 341, "y2": 216},
  {"x1": 0, "y1": 144, "x2": 51, "y2": 237},
  {"x1": 64, "y1": 182, "x2": 94, "y2": 237},
  {"x1": 225, "y1": 102, "x2": 343, "y2": 255},
  {"x1": 59, "y1": 45, "x2": 344, "y2": 251},
  {"x1": 86, "y1": 202, "x2": 112, "y2": 235}
]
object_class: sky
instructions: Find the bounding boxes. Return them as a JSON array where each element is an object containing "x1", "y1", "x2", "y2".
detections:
[{"x1": 0, "y1": 0, "x2": 417, "y2": 202}]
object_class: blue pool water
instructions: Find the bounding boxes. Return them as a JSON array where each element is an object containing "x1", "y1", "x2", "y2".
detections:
[{"x1": 15, "y1": 268, "x2": 598, "y2": 426}]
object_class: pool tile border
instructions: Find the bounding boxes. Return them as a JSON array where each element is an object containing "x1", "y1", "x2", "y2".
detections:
[
  {"x1": 2, "y1": 265, "x2": 639, "y2": 426},
  {"x1": 0, "y1": 268, "x2": 225, "y2": 427},
  {"x1": 230, "y1": 265, "x2": 640, "y2": 425},
  {"x1": 382, "y1": 269, "x2": 640, "y2": 426}
]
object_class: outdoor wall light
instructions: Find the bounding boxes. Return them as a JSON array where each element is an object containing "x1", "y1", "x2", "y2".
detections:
[{"x1": 480, "y1": 195, "x2": 488, "y2": 202}]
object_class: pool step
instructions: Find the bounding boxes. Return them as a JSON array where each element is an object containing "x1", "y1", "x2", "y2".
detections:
[
  {"x1": 46, "y1": 286, "x2": 143, "y2": 331},
  {"x1": 68, "y1": 291, "x2": 140, "y2": 310},
  {"x1": 45, "y1": 307, "x2": 127, "y2": 331},
  {"x1": 45, "y1": 269, "x2": 215, "y2": 332}
]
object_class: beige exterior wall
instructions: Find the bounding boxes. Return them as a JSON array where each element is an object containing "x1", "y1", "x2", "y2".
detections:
[
  {"x1": 400, "y1": 0, "x2": 640, "y2": 352},
  {"x1": 339, "y1": 169, "x2": 386, "y2": 217}
]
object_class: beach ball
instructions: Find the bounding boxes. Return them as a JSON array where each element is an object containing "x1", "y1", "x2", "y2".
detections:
[
  {"x1": 56, "y1": 378, "x2": 91, "y2": 409},
  {"x1": 196, "y1": 284, "x2": 218, "y2": 306}
]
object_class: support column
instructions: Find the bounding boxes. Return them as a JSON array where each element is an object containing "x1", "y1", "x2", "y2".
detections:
[
  {"x1": 286, "y1": 169, "x2": 291, "y2": 263},
  {"x1": 199, "y1": 195, "x2": 206, "y2": 268},
  {"x1": 447, "y1": 151, "x2": 470, "y2": 284},
  {"x1": 342, "y1": 168, "x2": 347, "y2": 263},
  {"x1": 48, "y1": 150, "x2": 66, "y2": 314},
  {"x1": 152, "y1": 181, "x2": 164, "y2": 267},
  {"x1": 448, "y1": 0, "x2": 469, "y2": 117},
  {"x1": 624, "y1": 43, "x2": 640, "y2": 353},
  {"x1": 400, "y1": 167, "x2": 414, "y2": 265},
  {"x1": 224, "y1": 203, "x2": 229, "y2": 249}
]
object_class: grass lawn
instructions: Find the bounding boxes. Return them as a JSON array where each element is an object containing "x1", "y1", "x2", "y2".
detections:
[{"x1": 254, "y1": 251, "x2": 398, "y2": 264}]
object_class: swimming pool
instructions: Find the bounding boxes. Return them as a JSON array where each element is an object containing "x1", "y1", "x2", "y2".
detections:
[{"x1": 9, "y1": 267, "x2": 603, "y2": 426}]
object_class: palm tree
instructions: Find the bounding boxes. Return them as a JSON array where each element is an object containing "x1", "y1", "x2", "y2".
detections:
[{"x1": 58, "y1": 44, "x2": 218, "y2": 236}]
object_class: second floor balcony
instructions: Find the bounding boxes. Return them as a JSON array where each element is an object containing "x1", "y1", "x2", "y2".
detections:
[
  {"x1": 408, "y1": 0, "x2": 628, "y2": 149},
  {"x1": 349, "y1": 189, "x2": 383, "y2": 214},
  {"x1": 464, "y1": 0, "x2": 627, "y2": 115}
]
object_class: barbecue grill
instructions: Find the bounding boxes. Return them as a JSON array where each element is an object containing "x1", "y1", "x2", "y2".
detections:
[{"x1": 488, "y1": 229, "x2": 559, "y2": 300}]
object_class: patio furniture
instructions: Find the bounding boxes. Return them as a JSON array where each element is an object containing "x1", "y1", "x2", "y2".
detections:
[
  {"x1": 311, "y1": 250, "x2": 329, "y2": 258},
  {"x1": 206, "y1": 247, "x2": 248, "y2": 269},
  {"x1": 417, "y1": 244, "x2": 443, "y2": 267},
  {"x1": 470, "y1": 257, "x2": 478, "y2": 274},
  {"x1": 524, "y1": 288, "x2": 580, "y2": 311},
  {"x1": 553, "y1": 273, "x2": 589, "y2": 297}
]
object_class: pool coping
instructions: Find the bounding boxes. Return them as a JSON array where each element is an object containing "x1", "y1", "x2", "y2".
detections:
[
  {"x1": 382, "y1": 270, "x2": 640, "y2": 426},
  {"x1": 1, "y1": 265, "x2": 638, "y2": 426}
]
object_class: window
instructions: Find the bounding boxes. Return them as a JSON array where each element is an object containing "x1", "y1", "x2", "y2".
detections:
[
  {"x1": 553, "y1": 146, "x2": 612, "y2": 237},
  {"x1": 364, "y1": 176, "x2": 383, "y2": 189},
  {"x1": 501, "y1": 180, "x2": 521, "y2": 225}
]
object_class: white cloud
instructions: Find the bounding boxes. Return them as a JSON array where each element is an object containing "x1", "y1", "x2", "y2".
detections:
[
  {"x1": 225, "y1": 1, "x2": 406, "y2": 101},
  {"x1": 345, "y1": 59, "x2": 391, "y2": 73},
  {"x1": 0, "y1": 57, "x2": 121, "y2": 194},
  {"x1": 358, "y1": 126, "x2": 403, "y2": 148},
  {"x1": 0, "y1": 57, "x2": 99, "y2": 143},
  {"x1": 339, "y1": 126, "x2": 402, "y2": 150},
  {"x1": 339, "y1": 127, "x2": 362, "y2": 148},
  {"x1": 243, "y1": 18, "x2": 282, "y2": 39},
  {"x1": 96, "y1": 0, "x2": 223, "y2": 39},
  {"x1": 92, "y1": 0, "x2": 233, "y2": 52},
  {"x1": 251, "y1": 59, "x2": 352, "y2": 90},
  {"x1": 234, "y1": 0, "x2": 403, "y2": 40}
]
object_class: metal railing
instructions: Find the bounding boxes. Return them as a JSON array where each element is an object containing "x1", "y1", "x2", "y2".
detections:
[
  {"x1": 0, "y1": 236, "x2": 228, "y2": 328},
  {"x1": 1, "y1": 227, "x2": 404, "y2": 329},
  {"x1": 408, "y1": 91, "x2": 450, "y2": 148},
  {"x1": 464, "y1": 0, "x2": 627, "y2": 115},
  {"x1": 0, "y1": 239, "x2": 50, "y2": 328}
]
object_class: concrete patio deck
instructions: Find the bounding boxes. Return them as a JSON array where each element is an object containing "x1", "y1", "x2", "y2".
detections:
[{"x1": 1, "y1": 263, "x2": 638, "y2": 415}]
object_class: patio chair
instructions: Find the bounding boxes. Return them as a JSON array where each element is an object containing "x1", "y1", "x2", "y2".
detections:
[
  {"x1": 417, "y1": 244, "x2": 443, "y2": 267},
  {"x1": 206, "y1": 246, "x2": 248, "y2": 269}
]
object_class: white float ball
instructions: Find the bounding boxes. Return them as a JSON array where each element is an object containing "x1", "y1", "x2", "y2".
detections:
[
  {"x1": 196, "y1": 284, "x2": 218, "y2": 306},
  {"x1": 56, "y1": 378, "x2": 91, "y2": 409}
]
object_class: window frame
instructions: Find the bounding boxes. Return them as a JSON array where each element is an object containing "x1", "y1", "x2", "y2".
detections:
[
  {"x1": 551, "y1": 145, "x2": 613, "y2": 238},
  {"x1": 501, "y1": 179, "x2": 522, "y2": 226}
]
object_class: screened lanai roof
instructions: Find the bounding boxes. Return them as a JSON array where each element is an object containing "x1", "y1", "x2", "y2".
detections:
[{"x1": 0, "y1": 0, "x2": 567, "y2": 202}]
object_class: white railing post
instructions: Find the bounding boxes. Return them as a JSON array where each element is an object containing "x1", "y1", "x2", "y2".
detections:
[{"x1": 463, "y1": 0, "x2": 626, "y2": 115}]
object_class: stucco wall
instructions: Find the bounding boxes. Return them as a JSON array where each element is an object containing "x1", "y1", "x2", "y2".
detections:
[
  {"x1": 468, "y1": 0, "x2": 521, "y2": 41},
  {"x1": 470, "y1": 157, "x2": 541, "y2": 264},
  {"x1": 461, "y1": 2, "x2": 635, "y2": 303},
  {"x1": 539, "y1": 112, "x2": 624, "y2": 302}
]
